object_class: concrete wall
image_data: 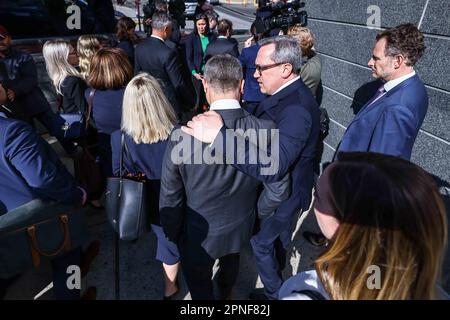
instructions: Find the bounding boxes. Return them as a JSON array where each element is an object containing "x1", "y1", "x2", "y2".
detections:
[
  {"x1": 307, "y1": 0, "x2": 450, "y2": 290},
  {"x1": 307, "y1": 0, "x2": 450, "y2": 188}
]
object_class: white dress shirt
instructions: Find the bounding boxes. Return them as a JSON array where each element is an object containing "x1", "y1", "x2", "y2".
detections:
[
  {"x1": 209, "y1": 99, "x2": 241, "y2": 111},
  {"x1": 272, "y1": 76, "x2": 301, "y2": 95},
  {"x1": 150, "y1": 35, "x2": 165, "y2": 42},
  {"x1": 370, "y1": 70, "x2": 416, "y2": 105}
]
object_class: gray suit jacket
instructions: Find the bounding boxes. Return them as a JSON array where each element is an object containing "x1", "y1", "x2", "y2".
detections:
[{"x1": 159, "y1": 107, "x2": 290, "y2": 259}]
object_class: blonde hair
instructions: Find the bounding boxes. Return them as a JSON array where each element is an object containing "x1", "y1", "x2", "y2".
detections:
[
  {"x1": 77, "y1": 35, "x2": 101, "y2": 80},
  {"x1": 87, "y1": 48, "x2": 133, "y2": 90},
  {"x1": 43, "y1": 39, "x2": 81, "y2": 94},
  {"x1": 122, "y1": 73, "x2": 177, "y2": 144},
  {"x1": 287, "y1": 24, "x2": 315, "y2": 57},
  {"x1": 315, "y1": 152, "x2": 448, "y2": 300}
]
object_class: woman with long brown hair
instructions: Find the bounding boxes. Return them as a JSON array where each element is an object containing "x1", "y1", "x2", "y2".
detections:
[
  {"x1": 280, "y1": 152, "x2": 448, "y2": 300},
  {"x1": 115, "y1": 16, "x2": 136, "y2": 67}
]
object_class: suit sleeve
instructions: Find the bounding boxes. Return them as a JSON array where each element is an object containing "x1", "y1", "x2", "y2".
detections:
[
  {"x1": 159, "y1": 135, "x2": 186, "y2": 244},
  {"x1": 214, "y1": 105, "x2": 313, "y2": 183},
  {"x1": 258, "y1": 173, "x2": 291, "y2": 219},
  {"x1": 369, "y1": 104, "x2": 417, "y2": 158},
  {"x1": 134, "y1": 47, "x2": 142, "y2": 74},
  {"x1": 166, "y1": 49, "x2": 191, "y2": 103},
  {"x1": 231, "y1": 41, "x2": 240, "y2": 58},
  {"x1": 239, "y1": 50, "x2": 248, "y2": 77},
  {"x1": 4, "y1": 122, "x2": 83, "y2": 205},
  {"x1": 184, "y1": 35, "x2": 196, "y2": 74},
  {"x1": 111, "y1": 132, "x2": 121, "y2": 176},
  {"x1": 8, "y1": 53, "x2": 38, "y2": 97}
]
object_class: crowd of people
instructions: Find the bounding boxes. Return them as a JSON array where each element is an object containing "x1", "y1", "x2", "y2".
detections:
[{"x1": 0, "y1": 0, "x2": 448, "y2": 301}]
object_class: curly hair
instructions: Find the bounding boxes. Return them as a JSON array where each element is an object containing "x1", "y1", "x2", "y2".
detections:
[
  {"x1": 376, "y1": 23, "x2": 425, "y2": 67},
  {"x1": 288, "y1": 24, "x2": 315, "y2": 57}
]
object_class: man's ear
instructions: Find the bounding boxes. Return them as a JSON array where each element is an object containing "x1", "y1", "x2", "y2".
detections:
[
  {"x1": 164, "y1": 26, "x2": 171, "y2": 36},
  {"x1": 239, "y1": 79, "x2": 245, "y2": 95},
  {"x1": 281, "y1": 63, "x2": 294, "y2": 79},
  {"x1": 202, "y1": 78, "x2": 208, "y2": 93},
  {"x1": 393, "y1": 54, "x2": 406, "y2": 69}
]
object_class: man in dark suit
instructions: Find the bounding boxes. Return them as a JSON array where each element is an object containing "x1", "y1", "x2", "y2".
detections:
[
  {"x1": 182, "y1": 37, "x2": 320, "y2": 300},
  {"x1": 160, "y1": 55, "x2": 290, "y2": 300},
  {"x1": 0, "y1": 25, "x2": 65, "y2": 139},
  {"x1": 0, "y1": 106, "x2": 99, "y2": 299},
  {"x1": 134, "y1": 12, "x2": 192, "y2": 117},
  {"x1": 204, "y1": 19, "x2": 239, "y2": 63},
  {"x1": 337, "y1": 23, "x2": 428, "y2": 161}
]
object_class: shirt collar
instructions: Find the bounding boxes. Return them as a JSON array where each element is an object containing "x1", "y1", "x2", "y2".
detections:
[
  {"x1": 218, "y1": 36, "x2": 227, "y2": 39},
  {"x1": 210, "y1": 99, "x2": 241, "y2": 111},
  {"x1": 272, "y1": 76, "x2": 301, "y2": 95},
  {"x1": 383, "y1": 70, "x2": 416, "y2": 92},
  {"x1": 151, "y1": 35, "x2": 165, "y2": 42}
]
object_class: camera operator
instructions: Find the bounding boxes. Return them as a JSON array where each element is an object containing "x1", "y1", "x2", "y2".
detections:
[{"x1": 255, "y1": 0, "x2": 307, "y2": 37}]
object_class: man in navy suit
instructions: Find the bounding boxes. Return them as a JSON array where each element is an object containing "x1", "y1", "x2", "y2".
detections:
[
  {"x1": 135, "y1": 12, "x2": 193, "y2": 117},
  {"x1": 203, "y1": 19, "x2": 239, "y2": 63},
  {"x1": 182, "y1": 36, "x2": 320, "y2": 299},
  {"x1": 304, "y1": 24, "x2": 428, "y2": 248},
  {"x1": 337, "y1": 23, "x2": 427, "y2": 160},
  {"x1": 0, "y1": 104, "x2": 95, "y2": 299},
  {"x1": 160, "y1": 55, "x2": 290, "y2": 300}
]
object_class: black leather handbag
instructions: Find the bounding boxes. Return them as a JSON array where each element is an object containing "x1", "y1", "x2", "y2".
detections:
[
  {"x1": 0, "y1": 200, "x2": 87, "y2": 279},
  {"x1": 105, "y1": 133, "x2": 159, "y2": 241},
  {"x1": 59, "y1": 89, "x2": 96, "y2": 139},
  {"x1": 60, "y1": 112, "x2": 85, "y2": 139}
]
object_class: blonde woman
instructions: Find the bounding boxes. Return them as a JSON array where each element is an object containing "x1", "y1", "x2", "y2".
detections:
[
  {"x1": 279, "y1": 152, "x2": 448, "y2": 300},
  {"x1": 110, "y1": 73, "x2": 180, "y2": 300},
  {"x1": 43, "y1": 39, "x2": 86, "y2": 114},
  {"x1": 77, "y1": 35, "x2": 101, "y2": 80}
]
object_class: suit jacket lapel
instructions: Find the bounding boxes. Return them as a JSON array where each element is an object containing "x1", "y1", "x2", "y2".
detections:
[{"x1": 355, "y1": 75, "x2": 419, "y2": 120}]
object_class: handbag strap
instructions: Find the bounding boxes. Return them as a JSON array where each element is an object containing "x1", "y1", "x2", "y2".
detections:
[
  {"x1": 85, "y1": 88, "x2": 96, "y2": 129},
  {"x1": 26, "y1": 214, "x2": 72, "y2": 267},
  {"x1": 120, "y1": 132, "x2": 141, "y2": 178}
]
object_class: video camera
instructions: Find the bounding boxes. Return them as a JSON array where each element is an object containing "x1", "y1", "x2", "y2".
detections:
[{"x1": 254, "y1": 0, "x2": 308, "y2": 35}]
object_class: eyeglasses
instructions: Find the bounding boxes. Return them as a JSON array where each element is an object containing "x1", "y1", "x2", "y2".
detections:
[{"x1": 255, "y1": 62, "x2": 287, "y2": 74}]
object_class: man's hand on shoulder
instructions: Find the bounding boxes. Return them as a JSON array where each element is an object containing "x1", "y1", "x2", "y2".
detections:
[{"x1": 181, "y1": 111, "x2": 224, "y2": 143}]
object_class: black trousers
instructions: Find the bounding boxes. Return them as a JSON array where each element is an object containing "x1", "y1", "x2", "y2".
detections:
[{"x1": 180, "y1": 241, "x2": 240, "y2": 300}]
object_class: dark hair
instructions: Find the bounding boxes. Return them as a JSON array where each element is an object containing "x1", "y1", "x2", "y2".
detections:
[
  {"x1": 217, "y1": 19, "x2": 233, "y2": 37},
  {"x1": 376, "y1": 23, "x2": 425, "y2": 66},
  {"x1": 194, "y1": 13, "x2": 210, "y2": 35},
  {"x1": 116, "y1": 17, "x2": 136, "y2": 42},
  {"x1": 250, "y1": 22, "x2": 263, "y2": 43}
]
